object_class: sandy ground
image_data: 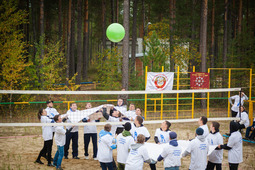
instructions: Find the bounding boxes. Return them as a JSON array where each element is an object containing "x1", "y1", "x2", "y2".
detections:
[{"x1": 0, "y1": 121, "x2": 254, "y2": 170}]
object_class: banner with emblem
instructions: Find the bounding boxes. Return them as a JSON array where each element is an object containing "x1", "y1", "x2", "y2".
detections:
[
  {"x1": 190, "y1": 72, "x2": 210, "y2": 89},
  {"x1": 146, "y1": 72, "x2": 174, "y2": 91}
]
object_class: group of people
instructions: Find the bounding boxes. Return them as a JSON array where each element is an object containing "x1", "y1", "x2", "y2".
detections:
[
  {"x1": 34, "y1": 90, "x2": 253, "y2": 170},
  {"x1": 229, "y1": 91, "x2": 255, "y2": 140},
  {"x1": 34, "y1": 99, "x2": 145, "y2": 170}
]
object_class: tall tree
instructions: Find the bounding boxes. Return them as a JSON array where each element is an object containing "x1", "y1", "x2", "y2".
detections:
[
  {"x1": 131, "y1": 0, "x2": 138, "y2": 75},
  {"x1": 66, "y1": 0, "x2": 72, "y2": 82},
  {"x1": 169, "y1": 0, "x2": 176, "y2": 72},
  {"x1": 199, "y1": 0, "x2": 208, "y2": 108},
  {"x1": 82, "y1": 0, "x2": 89, "y2": 80},
  {"x1": 122, "y1": 0, "x2": 130, "y2": 90},
  {"x1": 70, "y1": 0, "x2": 76, "y2": 76},
  {"x1": 76, "y1": 0, "x2": 83, "y2": 84},
  {"x1": 199, "y1": 0, "x2": 208, "y2": 73},
  {"x1": 102, "y1": 0, "x2": 106, "y2": 51},
  {"x1": 223, "y1": 0, "x2": 228, "y2": 69},
  {"x1": 40, "y1": 0, "x2": 44, "y2": 58},
  {"x1": 210, "y1": 0, "x2": 215, "y2": 70},
  {"x1": 58, "y1": 0, "x2": 62, "y2": 42}
]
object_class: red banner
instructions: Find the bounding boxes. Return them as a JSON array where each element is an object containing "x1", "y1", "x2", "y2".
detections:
[{"x1": 190, "y1": 72, "x2": 210, "y2": 89}]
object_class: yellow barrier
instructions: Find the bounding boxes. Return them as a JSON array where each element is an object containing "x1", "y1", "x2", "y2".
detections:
[{"x1": 145, "y1": 66, "x2": 253, "y2": 120}]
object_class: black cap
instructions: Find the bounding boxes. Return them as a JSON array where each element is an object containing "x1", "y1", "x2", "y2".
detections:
[
  {"x1": 124, "y1": 122, "x2": 131, "y2": 131},
  {"x1": 46, "y1": 100, "x2": 54, "y2": 104}
]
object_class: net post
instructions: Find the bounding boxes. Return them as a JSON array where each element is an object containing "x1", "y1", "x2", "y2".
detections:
[
  {"x1": 145, "y1": 66, "x2": 148, "y2": 120},
  {"x1": 250, "y1": 69, "x2": 252, "y2": 101},
  {"x1": 176, "y1": 66, "x2": 179, "y2": 119},
  {"x1": 249, "y1": 101, "x2": 253, "y2": 126},
  {"x1": 154, "y1": 99, "x2": 156, "y2": 113},
  {"x1": 228, "y1": 69, "x2": 231, "y2": 117},
  {"x1": 207, "y1": 68, "x2": 210, "y2": 118},
  {"x1": 192, "y1": 66, "x2": 195, "y2": 119},
  {"x1": 160, "y1": 66, "x2": 164, "y2": 120}
]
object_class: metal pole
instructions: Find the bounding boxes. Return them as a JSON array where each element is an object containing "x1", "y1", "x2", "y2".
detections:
[
  {"x1": 161, "y1": 66, "x2": 164, "y2": 120},
  {"x1": 228, "y1": 69, "x2": 231, "y2": 117},
  {"x1": 192, "y1": 66, "x2": 195, "y2": 119},
  {"x1": 176, "y1": 66, "x2": 179, "y2": 119},
  {"x1": 145, "y1": 66, "x2": 148, "y2": 120}
]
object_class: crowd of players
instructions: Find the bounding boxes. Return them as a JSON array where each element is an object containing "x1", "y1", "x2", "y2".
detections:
[{"x1": 35, "y1": 91, "x2": 254, "y2": 170}]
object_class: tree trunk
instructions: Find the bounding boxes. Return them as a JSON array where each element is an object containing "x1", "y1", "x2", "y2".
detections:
[
  {"x1": 76, "y1": 0, "x2": 83, "y2": 84},
  {"x1": 102, "y1": 0, "x2": 106, "y2": 52},
  {"x1": 199, "y1": 0, "x2": 208, "y2": 109},
  {"x1": 111, "y1": 0, "x2": 115, "y2": 48},
  {"x1": 122, "y1": 0, "x2": 130, "y2": 90},
  {"x1": 70, "y1": 0, "x2": 76, "y2": 77},
  {"x1": 31, "y1": 0, "x2": 37, "y2": 62},
  {"x1": 223, "y1": 0, "x2": 228, "y2": 69},
  {"x1": 169, "y1": 0, "x2": 176, "y2": 72},
  {"x1": 66, "y1": 0, "x2": 72, "y2": 83},
  {"x1": 58, "y1": 0, "x2": 62, "y2": 42},
  {"x1": 116, "y1": 0, "x2": 119, "y2": 22},
  {"x1": 131, "y1": 0, "x2": 138, "y2": 75},
  {"x1": 40, "y1": 0, "x2": 44, "y2": 57},
  {"x1": 210, "y1": 0, "x2": 215, "y2": 70},
  {"x1": 139, "y1": 0, "x2": 145, "y2": 38},
  {"x1": 82, "y1": 0, "x2": 89, "y2": 80},
  {"x1": 237, "y1": 0, "x2": 242, "y2": 67}
]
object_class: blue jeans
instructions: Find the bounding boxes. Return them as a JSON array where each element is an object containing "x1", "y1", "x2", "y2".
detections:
[
  {"x1": 165, "y1": 167, "x2": 179, "y2": 170},
  {"x1": 100, "y1": 162, "x2": 113, "y2": 170},
  {"x1": 53, "y1": 145, "x2": 64, "y2": 168}
]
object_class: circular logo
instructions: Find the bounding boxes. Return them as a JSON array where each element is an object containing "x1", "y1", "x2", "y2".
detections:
[
  {"x1": 195, "y1": 76, "x2": 204, "y2": 87},
  {"x1": 153, "y1": 74, "x2": 168, "y2": 90}
]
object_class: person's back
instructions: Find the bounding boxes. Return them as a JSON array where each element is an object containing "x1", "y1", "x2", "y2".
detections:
[
  {"x1": 116, "y1": 122, "x2": 134, "y2": 167},
  {"x1": 228, "y1": 130, "x2": 243, "y2": 164},
  {"x1": 125, "y1": 144, "x2": 148, "y2": 170},
  {"x1": 182, "y1": 128, "x2": 209, "y2": 170},
  {"x1": 189, "y1": 137, "x2": 208, "y2": 170},
  {"x1": 207, "y1": 132, "x2": 223, "y2": 164}
]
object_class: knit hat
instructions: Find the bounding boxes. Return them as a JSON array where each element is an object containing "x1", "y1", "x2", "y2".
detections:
[
  {"x1": 169, "y1": 131, "x2": 177, "y2": 139},
  {"x1": 124, "y1": 122, "x2": 131, "y2": 131},
  {"x1": 196, "y1": 128, "x2": 204, "y2": 136},
  {"x1": 46, "y1": 99, "x2": 54, "y2": 104}
]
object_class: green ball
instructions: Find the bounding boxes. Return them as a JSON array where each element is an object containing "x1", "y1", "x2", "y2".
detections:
[{"x1": 106, "y1": 23, "x2": 125, "y2": 43}]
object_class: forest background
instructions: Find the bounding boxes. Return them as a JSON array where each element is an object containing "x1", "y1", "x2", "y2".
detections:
[{"x1": 0, "y1": 0, "x2": 255, "y2": 114}]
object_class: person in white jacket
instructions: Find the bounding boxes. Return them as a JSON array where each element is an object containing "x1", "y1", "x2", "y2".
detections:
[
  {"x1": 64, "y1": 103, "x2": 80, "y2": 159},
  {"x1": 206, "y1": 121, "x2": 223, "y2": 170},
  {"x1": 35, "y1": 108, "x2": 54, "y2": 166},
  {"x1": 53, "y1": 115, "x2": 73, "y2": 170},
  {"x1": 236, "y1": 106, "x2": 250, "y2": 130},
  {"x1": 198, "y1": 116, "x2": 209, "y2": 138},
  {"x1": 97, "y1": 124, "x2": 117, "y2": 170},
  {"x1": 125, "y1": 134, "x2": 153, "y2": 170},
  {"x1": 182, "y1": 128, "x2": 209, "y2": 170},
  {"x1": 116, "y1": 122, "x2": 135, "y2": 170},
  {"x1": 157, "y1": 131, "x2": 182, "y2": 170},
  {"x1": 218, "y1": 121, "x2": 243, "y2": 170},
  {"x1": 228, "y1": 91, "x2": 248, "y2": 117}
]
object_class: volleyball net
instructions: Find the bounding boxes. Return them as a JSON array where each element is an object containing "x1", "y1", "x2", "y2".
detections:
[{"x1": 0, "y1": 87, "x2": 245, "y2": 126}]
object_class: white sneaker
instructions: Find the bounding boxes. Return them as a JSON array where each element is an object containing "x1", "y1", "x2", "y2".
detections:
[
  {"x1": 93, "y1": 158, "x2": 98, "y2": 160},
  {"x1": 85, "y1": 156, "x2": 89, "y2": 160}
]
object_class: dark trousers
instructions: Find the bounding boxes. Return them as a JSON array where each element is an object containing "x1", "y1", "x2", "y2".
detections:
[
  {"x1": 206, "y1": 161, "x2": 222, "y2": 170},
  {"x1": 64, "y1": 132, "x2": 78, "y2": 157},
  {"x1": 84, "y1": 133, "x2": 98, "y2": 158},
  {"x1": 100, "y1": 162, "x2": 113, "y2": 170},
  {"x1": 229, "y1": 163, "x2": 239, "y2": 170},
  {"x1": 150, "y1": 163, "x2": 156, "y2": 170},
  {"x1": 36, "y1": 140, "x2": 53, "y2": 164},
  {"x1": 231, "y1": 110, "x2": 238, "y2": 117}
]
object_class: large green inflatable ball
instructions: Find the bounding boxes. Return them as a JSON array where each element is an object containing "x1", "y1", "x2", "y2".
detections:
[{"x1": 106, "y1": 23, "x2": 125, "y2": 43}]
